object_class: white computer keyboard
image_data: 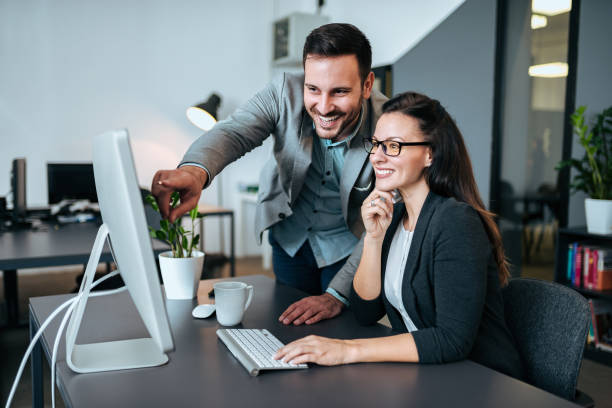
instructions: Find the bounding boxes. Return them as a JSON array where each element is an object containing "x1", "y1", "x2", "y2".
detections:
[{"x1": 216, "y1": 329, "x2": 308, "y2": 376}]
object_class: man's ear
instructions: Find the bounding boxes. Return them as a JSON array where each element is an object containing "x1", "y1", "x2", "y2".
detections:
[{"x1": 362, "y1": 71, "x2": 375, "y2": 99}]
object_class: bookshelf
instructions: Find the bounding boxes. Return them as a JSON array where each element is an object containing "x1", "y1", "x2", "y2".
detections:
[{"x1": 555, "y1": 227, "x2": 612, "y2": 367}]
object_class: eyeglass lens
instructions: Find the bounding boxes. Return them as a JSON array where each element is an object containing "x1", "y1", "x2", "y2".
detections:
[{"x1": 364, "y1": 139, "x2": 401, "y2": 156}]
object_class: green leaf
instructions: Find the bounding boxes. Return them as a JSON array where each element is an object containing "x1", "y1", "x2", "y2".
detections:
[
  {"x1": 182, "y1": 235, "x2": 188, "y2": 250},
  {"x1": 160, "y1": 219, "x2": 170, "y2": 232},
  {"x1": 189, "y1": 207, "x2": 198, "y2": 220},
  {"x1": 170, "y1": 191, "x2": 180, "y2": 208},
  {"x1": 559, "y1": 104, "x2": 612, "y2": 198},
  {"x1": 155, "y1": 230, "x2": 167, "y2": 241},
  {"x1": 192, "y1": 234, "x2": 200, "y2": 249},
  {"x1": 168, "y1": 229, "x2": 176, "y2": 244},
  {"x1": 145, "y1": 195, "x2": 160, "y2": 213}
]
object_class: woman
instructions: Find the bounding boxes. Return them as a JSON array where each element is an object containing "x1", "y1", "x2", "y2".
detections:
[{"x1": 274, "y1": 91, "x2": 524, "y2": 379}]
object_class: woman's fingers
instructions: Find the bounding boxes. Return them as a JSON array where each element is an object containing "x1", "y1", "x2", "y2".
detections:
[
  {"x1": 275, "y1": 336, "x2": 348, "y2": 366},
  {"x1": 364, "y1": 190, "x2": 394, "y2": 213},
  {"x1": 275, "y1": 336, "x2": 326, "y2": 364},
  {"x1": 275, "y1": 339, "x2": 312, "y2": 363},
  {"x1": 289, "y1": 353, "x2": 315, "y2": 365},
  {"x1": 364, "y1": 201, "x2": 392, "y2": 222}
]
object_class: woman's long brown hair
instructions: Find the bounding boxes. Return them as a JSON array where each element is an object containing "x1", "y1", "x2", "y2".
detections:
[{"x1": 382, "y1": 92, "x2": 510, "y2": 286}]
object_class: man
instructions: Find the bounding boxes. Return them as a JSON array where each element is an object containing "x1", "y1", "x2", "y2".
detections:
[{"x1": 152, "y1": 23, "x2": 387, "y2": 325}]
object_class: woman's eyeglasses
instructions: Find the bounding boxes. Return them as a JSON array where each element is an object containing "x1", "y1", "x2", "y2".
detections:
[{"x1": 363, "y1": 138, "x2": 430, "y2": 157}]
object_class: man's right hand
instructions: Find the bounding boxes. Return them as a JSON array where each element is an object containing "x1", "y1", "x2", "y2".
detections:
[{"x1": 151, "y1": 166, "x2": 208, "y2": 222}]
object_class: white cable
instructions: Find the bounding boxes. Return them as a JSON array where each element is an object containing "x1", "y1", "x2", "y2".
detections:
[
  {"x1": 4, "y1": 270, "x2": 124, "y2": 408},
  {"x1": 50, "y1": 284, "x2": 126, "y2": 408}
]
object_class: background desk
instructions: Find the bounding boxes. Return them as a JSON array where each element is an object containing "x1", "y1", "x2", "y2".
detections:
[
  {"x1": 28, "y1": 275, "x2": 578, "y2": 408},
  {"x1": 0, "y1": 221, "x2": 168, "y2": 327},
  {"x1": 196, "y1": 203, "x2": 235, "y2": 277}
]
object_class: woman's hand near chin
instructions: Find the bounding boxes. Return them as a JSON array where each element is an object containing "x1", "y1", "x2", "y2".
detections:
[
  {"x1": 353, "y1": 189, "x2": 395, "y2": 300},
  {"x1": 361, "y1": 189, "x2": 394, "y2": 242}
]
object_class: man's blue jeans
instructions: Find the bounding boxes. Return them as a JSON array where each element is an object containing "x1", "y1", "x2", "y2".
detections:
[{"x1": 268, "y1": 234, "x2": 347, "y2": 295}]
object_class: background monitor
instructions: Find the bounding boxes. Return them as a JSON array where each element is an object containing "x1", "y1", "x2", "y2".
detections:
[
  {"x1": 47, "y1": 163, "x2": 98, "y2": 204},
  {"x1": 65, "y1": 129, "x2": 174, "y2": 373},
  {"x1": 11, "y1": 158, "x2": 27, "y2": 219}
]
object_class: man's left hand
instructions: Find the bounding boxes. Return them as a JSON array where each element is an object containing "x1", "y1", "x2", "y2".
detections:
[{"x1": 279, "y1": 293, "x2": 343, "y2": 325}]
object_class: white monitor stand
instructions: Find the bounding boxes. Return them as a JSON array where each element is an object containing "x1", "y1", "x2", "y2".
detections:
[{"x1": 65, "y1": 224, "x2": 168, "y2": 372}]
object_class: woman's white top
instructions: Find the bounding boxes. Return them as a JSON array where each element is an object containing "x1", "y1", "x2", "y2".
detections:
[{"x1": 384, "y1": 222, "x2": 419, "y2": 332}]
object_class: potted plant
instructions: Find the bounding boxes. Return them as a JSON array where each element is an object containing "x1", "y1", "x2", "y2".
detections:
[
  {"x1": 557, "y1": 105, "x2": 612, "y2": 234},
  {"x1": 146, "y1": 192, "x2": 205, "y2": 299}
]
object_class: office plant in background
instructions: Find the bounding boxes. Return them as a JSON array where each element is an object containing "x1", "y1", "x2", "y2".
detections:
[
  {"x1": 557, "y1": 105, "x2": 612, "y2": 234},
  {"x1": 146, "y1": 193, "x2": 205, "y2": 299}
]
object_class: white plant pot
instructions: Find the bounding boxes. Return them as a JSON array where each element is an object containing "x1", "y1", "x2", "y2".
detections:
[
  {"x1": 585, "y1": 198, "x2": 612, "y2": 235},
  {"x1": 159, "y1": 250, "x2": 205, "y2": 299}
]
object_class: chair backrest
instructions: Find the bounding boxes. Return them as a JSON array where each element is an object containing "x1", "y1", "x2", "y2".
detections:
[{"x1": 501, "y1": 278, "x2": 590, "y2": 400}]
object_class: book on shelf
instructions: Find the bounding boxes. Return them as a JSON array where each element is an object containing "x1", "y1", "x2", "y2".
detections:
[
  {"x1": 588, "y1": 299, "x2": 612, "y2": 353},
  {"x1": 566, "y1": 244, "x2": 612, "y2": 291},
  {"x1": 575, "y1": 244, "x2": 583, "y2": 287}
]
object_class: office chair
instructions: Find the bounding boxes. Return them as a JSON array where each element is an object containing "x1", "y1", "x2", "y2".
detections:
[{"x1": 502, "y1": 278, "x2": 595, "y2": 407}]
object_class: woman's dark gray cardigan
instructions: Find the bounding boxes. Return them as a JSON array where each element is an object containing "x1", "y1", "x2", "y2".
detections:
[{"x1": 350, "y1": 192, "x2": 524, "y2": 380}]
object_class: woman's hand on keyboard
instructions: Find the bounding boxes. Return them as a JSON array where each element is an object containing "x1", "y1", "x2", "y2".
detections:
[{"x1": 274, "y1": 335, "x2": 355, "y2": 366}]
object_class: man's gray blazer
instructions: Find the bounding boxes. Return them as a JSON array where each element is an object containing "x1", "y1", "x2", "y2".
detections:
[{"x1": 181, "y1": 72, "x2": 388, "y2": 296}]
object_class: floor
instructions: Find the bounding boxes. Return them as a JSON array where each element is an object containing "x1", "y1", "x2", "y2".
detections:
[{"x1": 2, "y1": 255, "x2": 612, "y2": 407}]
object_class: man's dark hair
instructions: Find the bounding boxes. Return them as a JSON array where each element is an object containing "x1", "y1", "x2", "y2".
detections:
[{"x1": 303, "y1": 23, "x2": 372, "y2": 83}]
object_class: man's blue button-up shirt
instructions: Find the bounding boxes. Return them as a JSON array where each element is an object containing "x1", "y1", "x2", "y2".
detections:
[{"x1": 270, "y1": 109, "x2": 364, "y2": 267}]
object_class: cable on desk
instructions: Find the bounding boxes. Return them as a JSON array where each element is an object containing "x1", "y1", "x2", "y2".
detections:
[{"x1": 4, "y1": 270, "x2": 125, "y2": 408}]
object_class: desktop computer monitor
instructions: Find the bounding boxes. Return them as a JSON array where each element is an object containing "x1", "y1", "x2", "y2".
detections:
[
  {"x1": 47, "y1": 163, "x2": 98, "y2": 204},
  {"x1": 11, "y1": 158, "x2": 27, "y2": 219},
  {"x1": 65, "y1": 129, "x2": 174, "y2": 373}
]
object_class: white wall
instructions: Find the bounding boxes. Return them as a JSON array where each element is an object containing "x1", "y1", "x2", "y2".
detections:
[
  {"x1": 1, "y1": 0, "x2": 463, "y2": 257},
  {"x1": 272, "y1": 0, "x2": 464, "y2": 67},
  {"x1": 0, "y1": 0, "x2": 274, "y2": 254}
]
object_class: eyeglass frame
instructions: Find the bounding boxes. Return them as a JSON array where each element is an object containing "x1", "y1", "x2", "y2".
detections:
[{"x1": 363, "y1": 137, "x2": 431, "y2": 157}]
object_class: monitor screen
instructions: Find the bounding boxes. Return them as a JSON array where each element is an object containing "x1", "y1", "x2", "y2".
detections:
[
  {"x1": 93, "y1": 129, "x2": 174, "y2": 353},
  {"x1": 47, "y1": 163, "x2": 98, "y2": 204},
  {"x1": 65, "y1": 129, "x2": 174, "y2": 373},
  {"x1": 11, "y1": 158, "x2": 27, "y2": 218}
]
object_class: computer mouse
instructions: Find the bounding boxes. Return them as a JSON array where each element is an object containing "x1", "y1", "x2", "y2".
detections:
[{"x1": 192, "y1": 304, "x2": 216, "y2": 319}]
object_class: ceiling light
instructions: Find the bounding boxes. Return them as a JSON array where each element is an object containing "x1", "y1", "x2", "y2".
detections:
[
  {"x1": 531, "y1": 0, "x2": 571, "y2": 16},
  {"x1": 531, "y1": 14, "x2": 548, "y2": 29},
  {"x1": 528, "y1": 62, "x2": 568, "y2": 78}
]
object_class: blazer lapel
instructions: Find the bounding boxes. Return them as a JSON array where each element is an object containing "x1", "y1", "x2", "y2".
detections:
[
  {"x1": 380, "y1": 202, "x2": 406, "y2": 279},
  {"x1": 340, "y1": 101, "x2": 373, "y2": 219},
  {"x1": 288, "y1": 111, "x2": 314, "y2": 203},
  {"x1": 403, "y1": 193, "x2": 440, "y2": 281},
  {"x1": 379, "y1": 192, "x2": 444, "y2": 331},
  {"x1": 400, "y1": 192, "x2": 443, "y2": 328}
]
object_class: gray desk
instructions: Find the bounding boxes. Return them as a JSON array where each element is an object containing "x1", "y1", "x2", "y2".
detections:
[
  {"x1": 28, "y1": 275, "x2": 578, "y2": 408},
  {"x1": 0, "y1": 222, "x2": 168, "y2": 327}
]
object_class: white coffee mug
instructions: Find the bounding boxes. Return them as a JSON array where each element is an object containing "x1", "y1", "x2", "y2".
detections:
[{"x1": 213, "y1": 281, "x2": 254, "y2": 326}]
